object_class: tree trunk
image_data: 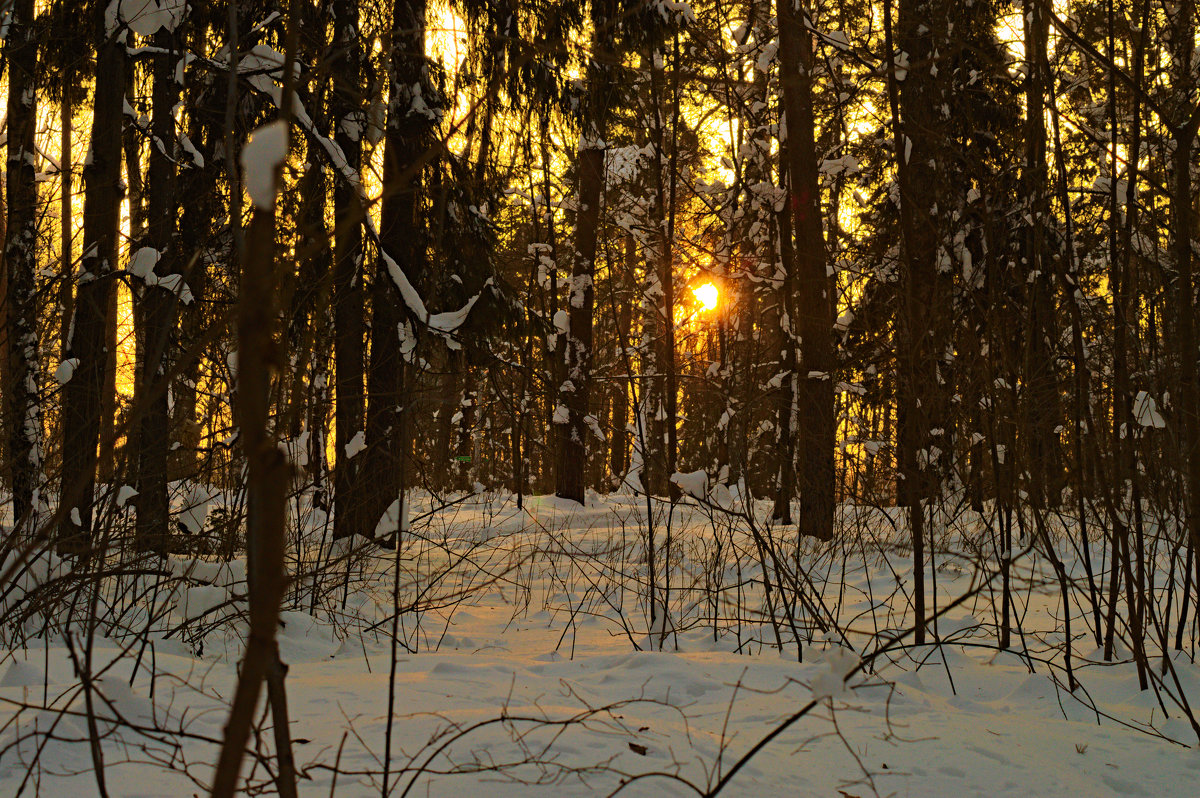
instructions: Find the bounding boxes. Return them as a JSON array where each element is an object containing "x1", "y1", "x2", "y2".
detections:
[
  {"x1": 610, "y1": 270, "x2": 631, "y2": 485},
  {"x1": 1170, "y1": 0, "x2": 1200, "y2": 616},
  {"x1": 60, "y1": 72, "x2": 74, "y2": 360},
  {"x1": 135, "y1": 26, "x2": 185, "y2": 553},
  {"x1": 59, "y1": 4, "x2": 126, "y2": 554},
  {"x1": 331, "y1": 0, "x2": 368, "y2": 539},
  {"x1": 555, "y1": 0, "x2": 618, "y2": 505},
  {"x1": 4, "y1": 0, "x2": 41, "y2": 533},
  {"x1": 777, "y1": 0, "x2": 835, "y2": 540},
  {"x1": 1020, "y1": 0, "x2": 1062, "y2": 507},
  {"x1": 884, "y1": 0, "x2": 955, "y2": 644},
  {"x1": 209, "y1": 2, "x2": 299, "y2": 793},
  {"x1": 363, "y1": 0, "x2": 431, "y2": 538}
]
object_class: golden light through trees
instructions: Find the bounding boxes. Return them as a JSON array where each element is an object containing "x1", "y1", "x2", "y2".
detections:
[{"x1": 693, "y1": 281, "x2": 718, "y2": 312}]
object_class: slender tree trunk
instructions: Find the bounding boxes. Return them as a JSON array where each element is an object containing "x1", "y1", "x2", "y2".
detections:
[
  {"x1": 331, "y1": 0, "x2": 368, "y2": 539},
  {"x1": 1021, "y1": 0, "x2": 1061, "y2": 508},
  {"x1": 1170, "y1": 0, "x2": 1200, "y2": 616},
  {"x1": 4, "y1": 0, "x2": 41, "y2": 534},
  {"x1": 777, "y1": 0, "x2": 835, "y2": 541},
  {"x1": 659, "y1": 34, "x2": 682, "y2": 500},
  {"x1": 884, "y1": 0, "x2": 952, "y2": 644},
  {"x1": 60, "y1": 74, "x2": 74, "y2": 360},
  {"x1": 539, "y1": 115, "x2": 561, "y2": 494},
  {"x1": 210, "y1": 160, "x2": 295, "y2": 798},
  {"x1": 771, "y1": 185, "x2": 797, "y2": 525},
  {"x1": 556, "y1": 0, "x2": 618, "y2": 505},
  {"x1": 59, "y1": 5, "x2": 127, "y2": 554},
  {"x1": 135, "y1": 25, "x2": 185, "y2": 553},
  {"x1": 610, "y1": 265, "x2": 632, "y2": 484},
  {"x1": 210, "y1": 3, "x2": 300, "y2": 793}
]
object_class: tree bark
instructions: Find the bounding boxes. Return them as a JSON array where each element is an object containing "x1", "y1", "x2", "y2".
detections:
[
  {"x1": 363, "y1": 0, "x2": 431, "y2": 538},
  {"x1": 777, "y1": 0, "x2": 835, "y2": 540},
  {"x1": 4, "y1": 0, "x2": 41, "y2": 534},
  {"x1": 556, "y1": 0, "x2": 618, "y2": 505},
  {"x1": 59, "y1": 4, "x2": 126, "y2": 554},
  {"x1": 331, "y1": 0, "x2": 368, "y2": 539},
  {"x1": 135, "y1": 25, "x2": 185, "y2": 553}
]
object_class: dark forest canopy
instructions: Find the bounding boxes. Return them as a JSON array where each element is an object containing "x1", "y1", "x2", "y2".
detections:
[{"x1": 0, "y1": 0, "x2": 1198, "y2": 570}]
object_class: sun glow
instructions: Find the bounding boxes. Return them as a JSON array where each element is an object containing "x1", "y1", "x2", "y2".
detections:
[{"x1": 693, "y1": 282, "x2": 719, "y2": 312}]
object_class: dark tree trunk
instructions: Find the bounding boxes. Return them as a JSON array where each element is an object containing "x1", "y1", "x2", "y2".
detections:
[
  {"x1": 1169, "y1": 0, "x2": 1200, "y2": 609},
  {"x1": 363, "y1": 0, "x2": 431, "y2": 537},
  {"x1": 59, "y1": 6, "x2": 126, "y2": 554},
  {"x1": 172, "y1": 44, "x2": 218, "y2": 484},
  {"x1": 1020, "y1": 0, "x2": 1062, "y2": 507},
  {"x1": 210, "y1": 4, "x2": 300, "y2": 793},
  {"x1": 60, "y1": 71, "x2": 74, "y2": 360},
  {"x1": 884, "y1": 0, "x2": 956, "y2": 644},
  {"x1": 284, "y1": 3, "x2": 332, "y2": 489},
  {"x1": 4, "y1": 0, "x2": 41, "y2": 533},
  {"x1": 777, "y1": 0, "x2": 835, "y2": 540},
  {"x1": 555, "y1": 0, "x2": 618, "y2": 505},
  {"x1": 210, "y1": 129, "x2": 294, "y2": 798},
  {"x1": 331, "y1": 0, "x2": 368, "y2": 539},
  {"x1": 135, "y1": 26, "x2": 185, "y2": 553}
]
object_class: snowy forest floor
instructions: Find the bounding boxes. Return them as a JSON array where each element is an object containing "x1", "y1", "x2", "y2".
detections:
[{"x1": 2, "y1": 491, "x2": 1198, "y2": 796}]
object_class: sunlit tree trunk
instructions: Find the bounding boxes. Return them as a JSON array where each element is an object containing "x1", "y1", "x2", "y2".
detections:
[
  {"x1": 771, "y1": 181, "x2": 797, "y2": 525},
  {"x1": 610, "y1": 260, "x2": 632, "y2": 485}
]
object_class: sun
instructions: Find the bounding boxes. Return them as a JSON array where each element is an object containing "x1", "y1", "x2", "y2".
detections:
[{"x1": 693, "y1": 282, "x2": 719, "y2": 312}]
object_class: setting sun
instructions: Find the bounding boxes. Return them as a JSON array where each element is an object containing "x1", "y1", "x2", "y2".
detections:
[{"x1": 694, "y1": 282, "x2": 719, "y2": 312}]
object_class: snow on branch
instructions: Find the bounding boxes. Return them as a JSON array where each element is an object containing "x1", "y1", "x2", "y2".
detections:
[{"x1": 190, "y1": 44, "x2": 489, "y2": 342}]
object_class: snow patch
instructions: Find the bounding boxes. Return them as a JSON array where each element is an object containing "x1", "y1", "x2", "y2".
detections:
[
  {"x1": 1134, "y1": 391, "x2": 1165, "y2": 429},
  {"x1": 116, "y1": 485, "x2": 139, "y2": 507},
  {"x1": 670, "y1": 470, "x2": 709, "y2": 500},
  {"x1": 810, "y1": 646, "x2": 858, "y2": 700},
  {"x1": 241, "y1": 121, "x2": 288, "y2": 209},
  {"x1": 54, "y1": 358, "x2": 80, "y2": 386},
  {"x1": 112, "y1": 0, "x2": 187, "y2": 36},
  {"x1": 344, "y1": 430, "x2": 366, "y2": 459}
]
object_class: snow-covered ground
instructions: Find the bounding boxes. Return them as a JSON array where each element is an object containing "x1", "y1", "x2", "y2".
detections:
[{"x1": 1, "y1": 492, "x2": 1197, "y2": 796}]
